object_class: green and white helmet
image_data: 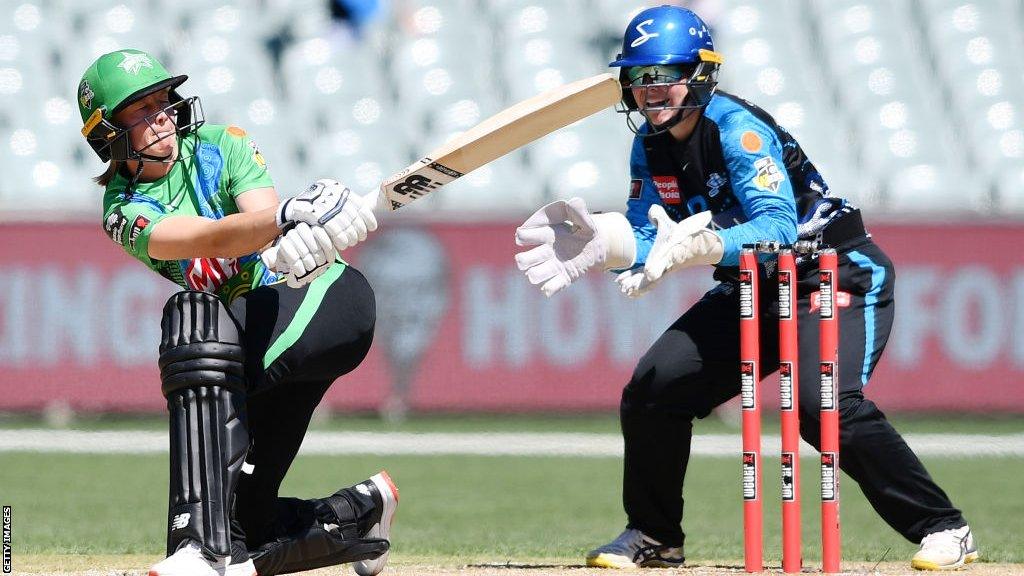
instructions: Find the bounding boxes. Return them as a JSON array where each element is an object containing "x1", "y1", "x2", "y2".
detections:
[{"x1": 78, "y1": 48, "x2": 203, "y2": 162}]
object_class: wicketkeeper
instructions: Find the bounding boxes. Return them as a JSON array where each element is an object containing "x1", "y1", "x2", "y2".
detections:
[
  {"x1": 513, "y1": 6, "x2": 976, "y2": 571},
  {"x1": 78, "y1": 49, "x2": 394, "y2": 576}
]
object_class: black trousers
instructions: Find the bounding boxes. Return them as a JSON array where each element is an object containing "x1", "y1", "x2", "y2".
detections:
[
  {"x1": 620, "y1": 239, "x2": 965, "y2": 547},
  {"x1": 226, "y1": 263, "x2": 376, "y2": 549}
]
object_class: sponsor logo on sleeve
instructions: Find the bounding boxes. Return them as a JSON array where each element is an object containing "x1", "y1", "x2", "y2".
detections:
[
  {"x1": 103, "y1": 210, "x2": 128, "y2": 245},
  {"x1": 652, "y1": 176, "x2": 681, "y2": 204},
  {"x1": 226, "y1": 126, "x2": 247, "y2": 137},
  {"x1": 629, "y1": 179, "x2": 642, "y2": 199},
  {"x1": 128, "y1": 215, "x2": 150, "y2": 250},
  {"x1": 753, "y1": 156, "x2": 784, "y2": 193}
]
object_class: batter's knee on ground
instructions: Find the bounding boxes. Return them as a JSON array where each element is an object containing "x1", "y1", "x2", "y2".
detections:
[{"x1": 159, "y1": 290, "x2": 250, "y2": 557}]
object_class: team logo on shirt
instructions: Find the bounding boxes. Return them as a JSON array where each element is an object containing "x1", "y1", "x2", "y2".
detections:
[
  {"x1": 104, "y1": 210, "x2": 128, "y2": 246},
  {"x1": 706, "y1": 172, "x2": 726, "y2": 197},
  {"x1": 248, "y1": 140, "x2": 267, "y2": 168},
  {"x1": 753, "y1": 156, "x2": 784, "y2": 193},
  {"x1": 652, "y1": 176, "x2": 681, "y2": 204},
  {"x1": 128, "y1": 215, "x2": 150, "y2": 250}
]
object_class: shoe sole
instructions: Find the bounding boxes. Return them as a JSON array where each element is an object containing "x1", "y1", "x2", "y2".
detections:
[
  {"x1": 585, "y1": 553, "x2": 636, "y2": 569},
  {"x1": 911, "y1": 550, "x2": 979, "y2": 571},
  {"x1": 353, "y1": 471, "x2": 399, "y2": 576}
]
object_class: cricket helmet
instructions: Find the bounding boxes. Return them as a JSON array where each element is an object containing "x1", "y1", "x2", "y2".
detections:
[
  {"x1": 609, "y1": 5, "x2": 723, "y2": 132},
  {"x1": 78, "y1": 49, "x2": 203, "y2": 162}
]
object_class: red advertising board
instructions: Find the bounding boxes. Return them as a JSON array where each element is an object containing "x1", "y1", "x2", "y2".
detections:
[{"x1": 0, "y1": 221, "x2": 1021, "y2": 413}]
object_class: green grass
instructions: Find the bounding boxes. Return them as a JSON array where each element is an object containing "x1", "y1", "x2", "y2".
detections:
[
  {"x1": 2, "y1": 411, "x2": 1023, "y2": 435},
  {"x1": 1, "y1": 449, "x2": 1021, "y2": 564}
]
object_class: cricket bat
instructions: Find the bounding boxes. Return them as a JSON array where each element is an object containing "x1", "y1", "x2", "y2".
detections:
[
  {"x1": 263, "y1": 73, "x2": 621, "y2": 272},
  {"x1": 375, "y1": 72, "x2": 622, "y2": 211}
]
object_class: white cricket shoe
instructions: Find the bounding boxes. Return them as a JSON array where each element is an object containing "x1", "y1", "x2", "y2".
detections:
[
  {"x1": 912, "y1": 525, "x2": 979, "y2": 570},
  {"x1": 225, "y1": 558, "x2": 256, "y2": 576},
  {"x1": 149, "y1": 540, "x2": 228, "y2": 576},
  {"x1": 585, "y1": 528, "x2": 684, "y2": 568},
  {"x1": 353, "y1": 471, "x2": 400, "y2": 576}
]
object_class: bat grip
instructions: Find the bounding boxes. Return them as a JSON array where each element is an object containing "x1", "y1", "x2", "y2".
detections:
[{"x1": 366, "y1": 187, "x2": 389, "y2": 213}]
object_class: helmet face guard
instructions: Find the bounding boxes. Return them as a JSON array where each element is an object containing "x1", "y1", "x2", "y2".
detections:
[
  {"x1": 82, "y1": 91, "x2": 204, "y2": 162},
  {"x1": 617, "y1": 57, "x2": 721, "y2": 135}
]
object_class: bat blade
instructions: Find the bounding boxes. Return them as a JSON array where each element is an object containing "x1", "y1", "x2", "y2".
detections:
[{"x1": 379, "y1": 73, "x2": 622, "y2": 210}]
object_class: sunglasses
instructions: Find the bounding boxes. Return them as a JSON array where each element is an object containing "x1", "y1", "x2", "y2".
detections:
[{"x1": 626, "y1": 64, "x2": 692, "y2": 85}]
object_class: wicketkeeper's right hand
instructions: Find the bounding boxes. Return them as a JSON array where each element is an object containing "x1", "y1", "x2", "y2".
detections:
[
  {"x1": 514, "y1": 197, "x2": 636, "y2": 297},
  {"x1": 277, "y1": 178, "x2": 378, "y2": 252}
]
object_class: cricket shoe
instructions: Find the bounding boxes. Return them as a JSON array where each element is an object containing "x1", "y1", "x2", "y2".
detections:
[
  {"x1": 352, "y1": 471, "x2": 400, "y2": 576},
  {"x1": 225, "y1": 541, "x2": 256, "y2": 576},
  {"x1": 585, "y1": 528, "x2": 684, "y2": 568},
  {"x1": 911, "y1": 525, "x2": 979, "y2": 570},
  {"x1": 149, "y1": 540, "x2": 228, "y2": 576},
  {"x1": 225, "y1": 558, "x2": 256, "y2": 576}
]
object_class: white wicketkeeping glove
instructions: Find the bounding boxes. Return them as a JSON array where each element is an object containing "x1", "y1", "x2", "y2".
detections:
[
  {"x1": 277, "y1": 178, "x2": 378, "y2": 252},
  {"x1": 514, "y1": 197, "x2": 635, "y2": 297},
  {"x1": 614, "y1": 204, "x2": 679, "y2": 298},
  {"x1": 615, "y1": 268, "x2": 656, "y2": 298},
  {"x1": 643, "y1": 206, "x2": 722, "y2": 283},
  {"x1": 261, "y1": 222, "x2": 336, "y2": 288}
]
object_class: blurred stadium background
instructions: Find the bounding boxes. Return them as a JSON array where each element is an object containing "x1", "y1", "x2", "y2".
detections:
[
  {"x1": 3, "y1": 0, "x2": 1024, "y2": 214},
  {"x1": 1, "y1": 0, "x2": 1023, "y2": 571}
]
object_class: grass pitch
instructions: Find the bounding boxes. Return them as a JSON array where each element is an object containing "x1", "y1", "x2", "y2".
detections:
[{"x1": 1, "y1": 414, "x2": 1022, "y2": 573}]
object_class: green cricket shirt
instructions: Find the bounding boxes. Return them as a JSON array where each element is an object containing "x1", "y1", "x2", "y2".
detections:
[{"x1": 101, "y1": 124, "x2": 280, "y2": 303}]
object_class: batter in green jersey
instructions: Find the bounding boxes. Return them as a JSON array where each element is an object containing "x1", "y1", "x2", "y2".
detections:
[
  {"x1": 80, "y1": 49, "x2": 396, "y2": 576},
  {"x1": 102, "y1": 123, "x2": 280, "y2": 302}
]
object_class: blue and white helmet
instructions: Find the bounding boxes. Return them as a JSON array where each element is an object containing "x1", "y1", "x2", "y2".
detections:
[
  {"x1": 610, "y1": 5, "x2": 716, "y2": 67},
  {"x1": 610, "y1": 5, "x2": 723, "y2": 131}
]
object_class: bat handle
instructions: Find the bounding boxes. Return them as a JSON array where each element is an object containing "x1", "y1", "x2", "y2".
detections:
[{"x1": 365, "y1": 187, "x2": 391, "y2": 213}]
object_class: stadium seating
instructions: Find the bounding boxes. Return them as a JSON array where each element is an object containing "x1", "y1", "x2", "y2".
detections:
[{"x1": 2, "y1": 0, "x2": 1023, "y2": 218}]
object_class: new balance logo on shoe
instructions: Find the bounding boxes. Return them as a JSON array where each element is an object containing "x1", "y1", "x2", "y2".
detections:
[{"x1": 170, "y1": 513, "x2": 190, "y2": 531}]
